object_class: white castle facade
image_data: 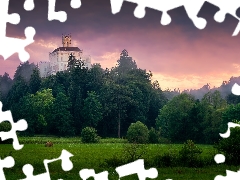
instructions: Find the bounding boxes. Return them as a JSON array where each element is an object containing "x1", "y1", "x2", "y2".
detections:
[{"x1": 39, "y1": 35, "x2": 91, "y2": 77}]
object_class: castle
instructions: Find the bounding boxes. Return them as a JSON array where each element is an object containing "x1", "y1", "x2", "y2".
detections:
[{"x1": 39, "y1": 35, "x2": 91, "y2": 77}]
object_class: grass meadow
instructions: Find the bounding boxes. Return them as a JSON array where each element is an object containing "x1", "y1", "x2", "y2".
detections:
[{"x1": 0, "y1": 137, "x2": 239, "y2": 180}]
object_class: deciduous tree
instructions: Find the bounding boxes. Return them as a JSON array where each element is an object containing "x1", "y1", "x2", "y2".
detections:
[
  {"x1": 156, "y1": 93, "x2": 195, "y2": 143},
  {"x1": 82, "y1": 91, "x2": 102, "y2": 128},
  {"x1": 52, "y1": 92, "x2": 74, "y2": 136}
]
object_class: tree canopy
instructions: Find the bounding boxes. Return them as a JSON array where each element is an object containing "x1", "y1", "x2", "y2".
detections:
[{"x1": 0, "y1": 50, "x2": 239, "y2": 144}]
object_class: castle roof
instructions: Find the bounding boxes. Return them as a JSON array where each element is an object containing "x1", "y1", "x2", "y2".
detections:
[{"x1": 51, "y1": 47, "x2": 81, "y2": 53}]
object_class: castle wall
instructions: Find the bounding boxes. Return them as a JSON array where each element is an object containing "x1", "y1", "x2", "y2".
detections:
[
  {"x1": 38, "y1": 61, "x2": 50, "y2": 78},
  {"x1": 39, "y1": 35, "x2": 92, "y2": 77}
]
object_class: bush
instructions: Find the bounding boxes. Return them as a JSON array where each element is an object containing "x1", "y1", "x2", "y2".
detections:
[
  {"x1": 123, "y1": 143, "x2": 147, "y2": 162},
  {"x1": 154, "y1": 152, "x2": 179, "y2": 167},
  {"x1": 0, "y1": 122, "x2": 12, "y2": 144},
  {"x1": 81, "y1": 127, "x2": 100, "y2": 143},
  {"x1": 148, "y1": 127, "x2": 159, "y2": 144},
  {"x1": 103, "y1": 154, "x2": 125, "y2": 167},
  {"x1": 126, "y1": 121, "x2": 149, "y2": 144},
  {"x1": 215, "y1": 127, "x2": 240, "y2": 165},
  {"x1": 0, "y1": 121, "x2": 11, "y2": 132},
  {"x1": 179, "y1": 140, "x2": 202, "y2": 167},
  {"x1": 152, "y1": 144, "x2": 178, "y2": 167},
  {"x1": 158, "y1": 137, "x2": 171, "y2": 144},
  {"x1": 100, "y1": 138, "x2": 127, "y2": 144}
]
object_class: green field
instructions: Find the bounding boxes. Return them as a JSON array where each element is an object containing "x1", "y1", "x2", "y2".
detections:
[{"x1": 0, "y1": 138, "x2": 239, "y2": 180}]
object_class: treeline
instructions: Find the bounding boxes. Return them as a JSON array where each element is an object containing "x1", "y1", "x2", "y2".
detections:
[
  {"x1": 156, "y1": 91, "x2": 240, "y2": 144},
  {"x1": 182, "y1": 77, "x2": 240, "y2": 100},
  {"x1": 0, "y1": 50, "x2": 167, "y2": 139},
  {"x1": 0, "y1": 50, "x2": 240, "y2": 144}
]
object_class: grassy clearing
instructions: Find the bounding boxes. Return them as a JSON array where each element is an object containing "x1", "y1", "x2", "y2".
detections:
[
  {"x1": 0, "y1": 138, "x2": 238, "y2": 179},
  {"x1": 18, "y1": 136, "x2": 128, "y2": 144}
]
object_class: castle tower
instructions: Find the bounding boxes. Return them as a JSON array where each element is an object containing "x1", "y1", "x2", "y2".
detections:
[
  {"x1": 39, "y1": 35, "x2": 92, "y2": 77},
  {"x1": 62, "y1": 34, "x2": 72, "y2": 47}
]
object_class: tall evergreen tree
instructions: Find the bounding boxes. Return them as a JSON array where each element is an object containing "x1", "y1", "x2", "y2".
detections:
[
  {"x1": 68, "y1": 67, "x2": 87, "y2": 134},
  {"x1": 14, "y1": 61, "x2": 36, "y2": 82},
  {"x1": 82, "y1": 91, "x2": 102, "y2": 128},
  {"x1": 99, "y1": 73, "x2": 134, "y2": 138},
  {"x1": 17, "y1": 93, "x2": 35, "y2": 135},
  {"x1": 29, "y1": 68, "x2": 41, "y2": 94},
  {"x1": 226, "y1": 93, "x2": 240, "y2": 105},
  {"x1": 116, "y1": 49, "x2": 137, "y2": 74},
  {"x1": 52, "y1": 92, "x2": 74, "y2": 136},
  {"x1": 147, "y1": 80, "x2": 167, "y2": 128},
  {"x1": 200, "y1": 90, "x2": 227, "y2": 143},
  {"x1": 86, "y1": 63, "x2": 104, "y2": 93},
  {"x1": 0, "y1": 73, "x2": 13, "y2": 104},
  {"x1": 6, "y1": 75, "x2": 29, "y2": 109},
  {"x1": 67, "y1": 53, "x2": 85, "y2": 70}
]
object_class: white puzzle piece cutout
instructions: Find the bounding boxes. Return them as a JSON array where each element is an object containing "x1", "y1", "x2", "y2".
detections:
[
  {"x1": 0, "y1": 0, "x2": 82, "y2": 62},
  {"x1": 20, "y1": 150, "x2": 74, "y2": 180},
  {"x1": 23, "y1": 0, "x2": 82, "y2": 22},
  {"x1": 215, "y1": 170, "x2": 240, "y2": 180},
  {"x1": 231, "y1": 83, "x2": 240, "y2": 96},
  {"x1": 214, "y1": 80, "x2": 240, "y2": 180},
  {"x1": 115, "y1": 159, "x2": 158, "y2": 180},
  {"x1": 0, "y1": 156, "x2": 15, "y2": 180},
  {"x1": 214, "y1": 154, "x2": 225, "y2": 164},
  {"x1": 110, "y1": 0, "x2": 240, "y2": 36},
  {"x1": 219, "y1": 122, "x2": 240, "y2": 138},
  {"x1": 79, "y1": 169, "x2": 109, "y2": 180},
  {"x1": 0, "y1": 101, "x2": 28, "y2": 150},
  {"x1": 0, "y1": 0, "x2": 35, "y2": 62}
]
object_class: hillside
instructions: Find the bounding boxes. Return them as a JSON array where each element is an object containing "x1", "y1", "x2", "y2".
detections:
[{"x1": 164, "y1": 76, "x2": 240, "y2": 100}]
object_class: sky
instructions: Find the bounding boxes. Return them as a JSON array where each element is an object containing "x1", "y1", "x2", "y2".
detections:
[{"x1": 1, "y1": 0, "x2": 240, "y2": 91}]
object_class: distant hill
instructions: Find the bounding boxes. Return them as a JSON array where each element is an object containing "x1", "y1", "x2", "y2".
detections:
[{"x1": 163, "y1": 76, "x2": 240, "y2": 100}]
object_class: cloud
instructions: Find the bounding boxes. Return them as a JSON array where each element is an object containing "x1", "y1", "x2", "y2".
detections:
[
  {"x1": 2, "y1": 0, "x2": 240, "y2": 91},
  {"x1": 91, "y1": 51, "x2": 119, "y2": 69}
]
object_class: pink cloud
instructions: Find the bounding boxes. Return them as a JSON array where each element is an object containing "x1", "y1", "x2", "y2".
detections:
[{"x1": 1, "y1": 9, "x2": 239, "y2": 91}]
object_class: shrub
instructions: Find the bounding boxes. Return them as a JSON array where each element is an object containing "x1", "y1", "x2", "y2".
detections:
[
  {"x1": 179, "y1": 140, "x2": 202, "y2": 167},
  {"x1": 123, "y1": 143, "x2": 147, "y2": 162},
  {"x1": 152, "y1": 144, "x2": 178, "y2": 167},
  {"x1": 81, "y1": 127, "x2": 100, "y2": 143},
  {"x1": 215, "y1": 127, "x2": 240, "y2": 165},
  {"x1": 154, "y1": 152, "x2": 179, "y2": 167},
  {"x1": 148, "y1": 127, "x2": 159, "y2": 144},
  {"x1": 103, "y1": 154, "x2": 125, "y2": 167},
  {"x1": 103, "y1": 143, "x2": 147, "y2": 167},
  {"x1": 0, "y1": 122, "x2": 12, "y2": 144},
  {"x1": 100, "y1": 138, "x2": 127, "y2": 144},
  {"x1": 0, "y1": 121, "x2": 11, "y2": 132},
  {"x1": 158, "y1": 137, "x2": 171, "y2": 144},
  {"x1": 126, "y1": 121, "x2": 149, "y2": 144}
]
